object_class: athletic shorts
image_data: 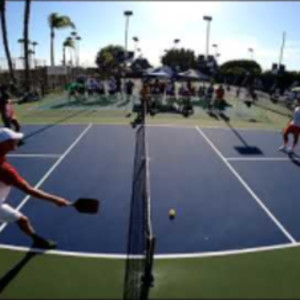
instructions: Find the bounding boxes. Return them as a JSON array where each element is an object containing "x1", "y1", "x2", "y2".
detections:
[
  {"x1": 0, "y1": 203, "x2": 23, "y2": 223},
  {"x1": 283, "y1": 124, "x2": 300, "y2": 136}
]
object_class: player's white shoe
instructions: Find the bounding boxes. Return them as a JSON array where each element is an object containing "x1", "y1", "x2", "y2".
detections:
[
  {"x1": 278, "y1": 145, "x2": 286, "y2": 152},
  {"x1": 287, "y1": 147, "x2": 295, "y2": 154}
]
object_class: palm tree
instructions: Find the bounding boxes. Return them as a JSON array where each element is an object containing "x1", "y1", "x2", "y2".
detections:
[
  {"x1": 0, "y1": 0, "x2": 16, "y2": 84},
  {"x1": 23, "y1": 0, "x2": 31, "y2": 92},
  {"x1": 75, "y1": 35, "x2": 81, "y2": 67},
  {"x1": 31, "y1": 41, "x2": 38, "y2": 68},
  {"x1": 48, "y1": 13, "x2": 75, "y2": 66},
  {"x1": 62, "y1": 37, "x2": 74, "y2": 66},
  {"x1": 70, "y1": 31, "x2": 77, "y2": 38}
]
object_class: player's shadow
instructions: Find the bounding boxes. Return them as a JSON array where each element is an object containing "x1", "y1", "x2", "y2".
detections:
[
  {"x1": 218, "y1": 112, "x2": 263, "y2": 155},
  {"x1": 0, "y1": 247, "x2": 44, "y2": 294},
  {"x1": 288, "y1": 152, "x2": 300, "y2": 167},
  {"x1": 206, "y1": 110, "x2": 219, "y2": 120}
]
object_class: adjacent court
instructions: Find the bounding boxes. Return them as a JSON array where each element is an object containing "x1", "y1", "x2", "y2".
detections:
[{"x1": 0, "y1": 124, "x2": 299, "y2": 258}]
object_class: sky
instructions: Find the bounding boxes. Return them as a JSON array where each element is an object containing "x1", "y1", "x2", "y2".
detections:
[{"x1": 1, "y1": 1, "x2": 300, "y2": 71}]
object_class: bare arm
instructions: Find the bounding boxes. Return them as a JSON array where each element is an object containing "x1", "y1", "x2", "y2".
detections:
[{"x1": 16, "y1": 180, "x2": 70, "y2": 207}]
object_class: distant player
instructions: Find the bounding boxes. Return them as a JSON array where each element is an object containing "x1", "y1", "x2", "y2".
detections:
[
  {"x1": 0, "y1": 128, "x2": 70, "y2": 249},
  {"x1": 279, "y1": 97, "x2": 300, "y2": 153}
]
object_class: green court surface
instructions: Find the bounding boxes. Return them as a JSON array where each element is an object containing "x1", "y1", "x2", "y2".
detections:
[
  {"x1": 2, "y1": 246, "x2": 300, "y2": 299},
  {"x1": 13, "y1": 87, "x2": 291, "y2": 130}
]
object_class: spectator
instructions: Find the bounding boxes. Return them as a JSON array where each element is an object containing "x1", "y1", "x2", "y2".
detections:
[
  {"x1": 0, "y1": 85, "x2": 21, "y2": 133},
  {"x1": 215, "y1": 85, "x2": 226, "y2": 110},
  {"x1": 205, "y1": 84, "x2": 214, "y2": 111},
  {"x1": 108, "y1": 77, "x2": 116, "y2": 95},
  {"x1": 125, "y1": 79, "x2": 134, "y2": 103}
]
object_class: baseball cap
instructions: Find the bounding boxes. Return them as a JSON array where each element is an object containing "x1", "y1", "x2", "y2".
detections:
[{"x1": 0, "y1": 128, "x2": 24, "y2": 144}]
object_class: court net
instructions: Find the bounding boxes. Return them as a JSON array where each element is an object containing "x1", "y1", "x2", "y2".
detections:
[{"x1": 123, "y1": 99, "x2": 155, "y2": 300}]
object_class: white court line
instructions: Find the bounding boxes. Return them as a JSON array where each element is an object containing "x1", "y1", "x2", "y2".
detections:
[
  {"x1": 146, "y1": 124, "x2": 279, "y2": 132},
  {"x1": 147, "y1": 124, "x2": 194, "y2": 129},
  {"x1": 7, "y1": 154, "x2": 61, "y2": 158},
  {"x1": 195, "y1": 126, "x2": 297, "y2": 244},
  {"x1": 226, "y1": 157, "x2": 296, "y2": 162},
  {"x1": 0, "y1": 123, "x2": 93, "y2": 234},
  {"x1": 0, "y1": 241, "x2": 300, "y2": 260}
]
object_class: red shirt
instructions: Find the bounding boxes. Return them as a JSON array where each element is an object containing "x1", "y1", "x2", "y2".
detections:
[
  {"x1": 216, "y1": 88, "x2": 225, "y2": 100},
  {"x1": 0, "y1": 159, "x2": 25, "y2": 188}
]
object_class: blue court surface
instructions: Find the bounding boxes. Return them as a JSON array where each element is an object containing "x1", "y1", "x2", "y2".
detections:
[{"x1": 0, "y1": 124, "x2": 299, "y2": 256}]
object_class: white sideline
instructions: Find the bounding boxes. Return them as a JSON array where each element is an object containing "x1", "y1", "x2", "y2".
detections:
[
  {"x1": 0, "y1": 123, "x2": 93, "y2": 234},
  {"x1": 195, "y1": 126, "x2": 297, "y2": 244}
]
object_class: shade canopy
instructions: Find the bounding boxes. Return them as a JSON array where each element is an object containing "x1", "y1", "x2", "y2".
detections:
[{"x1": 178, "y1": 69, "x2": 209, "y2": 80}]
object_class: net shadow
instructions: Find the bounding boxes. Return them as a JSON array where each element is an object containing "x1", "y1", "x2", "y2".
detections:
[{"x1": 0, "y1": 250, "x2": 41, "y2": 294}]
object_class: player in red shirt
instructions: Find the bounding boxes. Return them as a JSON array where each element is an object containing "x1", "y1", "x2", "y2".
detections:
[{"x1": 0, "y1": 128, "x2": 70, "y2": 249}]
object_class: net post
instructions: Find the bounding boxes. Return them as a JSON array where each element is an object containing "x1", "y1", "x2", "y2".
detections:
[
  {"x1": 141, "y1": 235, "x2": 155, "y2": 299},
  {"x1": 142, "y1": 235, "x2": 156, "y2": 286}
]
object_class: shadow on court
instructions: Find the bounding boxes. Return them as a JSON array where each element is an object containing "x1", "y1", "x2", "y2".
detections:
[
  {"x1": 0, "y1": 250, "x2": 41, "y2": 294},
  {"x1": 218, "y1": 112, "x2": 263, "y2": 155},
  {"x1": 254, "y1": 102, "x2": 292, "y2": 118},
  {"x1": 23, "y1": 109, "x2": 93, "y2": 141},
  {"x1": 288, "y1": 153, "x2": 300, "y2": 167}
]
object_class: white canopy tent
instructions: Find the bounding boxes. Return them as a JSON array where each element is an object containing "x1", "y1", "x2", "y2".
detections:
[
  {"x1": 144, "y1": 70, "x2": 171, "y2": 78},
  {"x1": 178, "y1": 69, "x2": 209, "y2": 80}
]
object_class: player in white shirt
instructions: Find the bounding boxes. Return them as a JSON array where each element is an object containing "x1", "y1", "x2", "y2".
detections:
[{"x1": 279, "y1": 98, "x2": 300, "y2": 153}]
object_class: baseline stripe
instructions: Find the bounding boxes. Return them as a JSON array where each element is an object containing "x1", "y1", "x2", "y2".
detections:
[
  {"x1": 195, "y1": 126, "x2": 297, "y2": 244},
  {"x1": 7, "y1": 154, "x2": 61, "y2": 158},
  {"x1": 0, "y1": 241, "x2": 299, "y2": 260}
]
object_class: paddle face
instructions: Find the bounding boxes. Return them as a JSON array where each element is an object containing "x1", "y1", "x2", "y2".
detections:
[{"x1": 73, "y1": 198, "x2": 100, "y2": 214}]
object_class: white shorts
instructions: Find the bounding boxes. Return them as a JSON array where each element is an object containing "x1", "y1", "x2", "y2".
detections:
[{"x1": 0, "y1": 203, "x2": 24, "y2": 223}]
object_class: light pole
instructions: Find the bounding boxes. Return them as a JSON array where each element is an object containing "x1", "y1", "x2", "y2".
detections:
[
  {"x1": 173, "y1": 38, "x2": 180, "y2": 49},
  {"x1": 124, "y1": 10, "x2": 133, "y2": 70},
  {"x1": 76, "y1": 36, "x2": 81, "y2": 67},
  {"x1": 248, "y1": 47, "x2": 254, "y2": 60},
  {"x1": 133, "y1": 36, "x2": 139, "y2": 54},
  {"x1": 17, "y1": 38, "x2": 25, "y2": 69},
  {"x1": 203, "y1": 16, "x2": 212, "y2": 59},
  {"x1": 212, "y1": 43, "x2": 218, "y2": 57},
  {"x1": 278, "y1": 31, "x2": 286, "y2": 71},
  {"x1": 70, "y1": 31, "x2": 78, "y2": 67},
  {"x1": 67, "y1": 36, "x2": 75, "y2": 67},
  {"x1": 28, "y1": 49, "x2": 34, "y2": 69},
  {"x1": 31, "y1": 41, "x2": 38, "y2": 68}
]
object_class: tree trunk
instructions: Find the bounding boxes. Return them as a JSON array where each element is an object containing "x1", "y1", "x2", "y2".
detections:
[
  {"x1": 51, "y1": 27, "x2": 55, "y2": 66},
  {"x1": 23, "y1": 0, "x2": 31, "y2": 92},
  {"x1": 0, "y1": 0, "x2": 16, "y2": 85}
]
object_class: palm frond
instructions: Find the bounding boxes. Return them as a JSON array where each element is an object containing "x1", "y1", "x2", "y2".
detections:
[{"x1": 48, "y1": 12, "x2": 59, "y2": 27}]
